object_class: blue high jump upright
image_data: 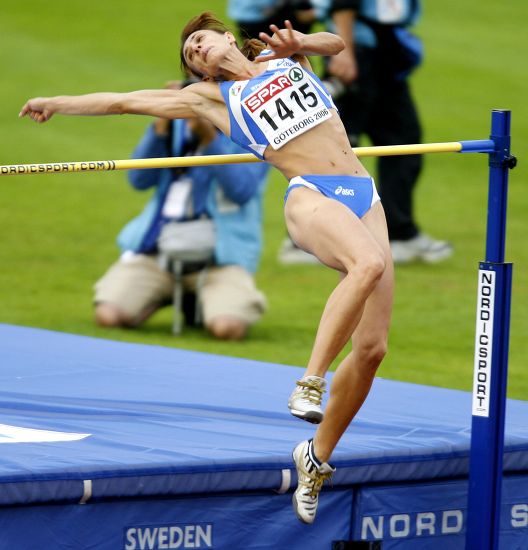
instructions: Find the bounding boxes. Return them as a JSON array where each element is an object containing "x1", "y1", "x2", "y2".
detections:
[{"x1": 466, "y1": 110, "x2": 516, "y2": 549}]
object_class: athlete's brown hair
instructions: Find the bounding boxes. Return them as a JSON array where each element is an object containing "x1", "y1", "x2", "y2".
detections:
[{"x1": 180, "y1": 12, "x2": 266, "y2": 78}]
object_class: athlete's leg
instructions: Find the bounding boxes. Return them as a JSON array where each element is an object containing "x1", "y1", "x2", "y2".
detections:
[
  {"x1": 312, "y1": 204, "x2": 394, "y2": 462},
  {"x1": 284, "y1": 186, "x2": 388, "y2": 379},
  {"x1": 287, "y1": 188, "x2": 392, "y2": 523}
]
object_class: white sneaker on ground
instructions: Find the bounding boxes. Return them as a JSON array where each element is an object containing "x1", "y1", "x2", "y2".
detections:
[
  {"x1": 288, "y1": 376, "x2": 326, "y2": 424},
  {"x1": 390, "y1": 233, "x2": 453, "y2": 265},
  {"x1": 292, "y1": 439, "x2": 335, "y2": 524},
  {"x1": 278, "y1": 238, "x2": 320, "y2": 265}
]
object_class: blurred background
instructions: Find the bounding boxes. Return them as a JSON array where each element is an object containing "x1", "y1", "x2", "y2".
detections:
[{"x1": 1, "y1": 0, "x2": 526, "y2": 398}]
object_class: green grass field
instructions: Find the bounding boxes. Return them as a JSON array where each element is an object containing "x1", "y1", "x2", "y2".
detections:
[{"x1": 1, "y1": 1, "x2": 527, "y2": 399}]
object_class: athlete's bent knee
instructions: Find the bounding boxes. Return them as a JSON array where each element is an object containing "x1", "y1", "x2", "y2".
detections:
[
  {"x1": 355, "y1": 252, "x2": 386, "y2": 288},
  {"x1": 357, "y1": 340, "x2": 388, "y2": 374}
]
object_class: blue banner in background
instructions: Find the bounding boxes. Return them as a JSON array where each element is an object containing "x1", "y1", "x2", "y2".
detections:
[
  {"x1": 352, "y1": 475, "x2": 528, "y2": 549},
  {"x1": 0, "y1": 490, "x2": 353, "y2": 550}
]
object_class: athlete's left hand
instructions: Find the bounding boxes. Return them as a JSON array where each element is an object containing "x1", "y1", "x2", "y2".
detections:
[
  {"x1": 19, "y1": 98, "x2": 54, "y2": 123},
  {"x1": 257, "y1": 20, "x2": 302, "y2": 63}
]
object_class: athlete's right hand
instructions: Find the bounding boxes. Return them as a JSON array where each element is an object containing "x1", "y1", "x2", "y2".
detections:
[
  {"x1": 257, "y1": 20, "x2": 302, "y2": 62},
  {"x1": 19, "y1": 98, "x2": 54, "y2": 123}
]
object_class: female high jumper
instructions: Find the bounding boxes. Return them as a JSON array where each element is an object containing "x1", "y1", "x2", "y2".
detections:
[{"x1": 20, "y1": 12, "x2": 394, "y2": 524}]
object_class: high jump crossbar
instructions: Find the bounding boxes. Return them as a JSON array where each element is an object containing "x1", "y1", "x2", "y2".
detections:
[{"x1": 0, "y1": 140, "x2": 495, "y2": 176}]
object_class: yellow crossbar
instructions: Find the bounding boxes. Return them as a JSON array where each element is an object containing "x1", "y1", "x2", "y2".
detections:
[{"x1": 0, "y1": 142, "x2": 463, "y2": 177}]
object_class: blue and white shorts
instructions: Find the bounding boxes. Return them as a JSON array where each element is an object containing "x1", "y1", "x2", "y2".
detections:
[{"x1": 284, "y1": 174, "x2": 381, "y2": 219}]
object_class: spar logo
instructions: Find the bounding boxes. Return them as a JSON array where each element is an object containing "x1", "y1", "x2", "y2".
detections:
[
  {"x1": 244, "y1": 75, "x2": 292, "y2": 112},
  {"x1": 124, "y1": 523, "x2": 212, "y2": 549}
]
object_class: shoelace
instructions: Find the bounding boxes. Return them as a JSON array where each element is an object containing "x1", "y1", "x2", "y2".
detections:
[
  {"x1": 295, "y1": 380, "x2": 325, "y2": 405},
  {"x1": 298, "y1": 461, "x2": 333, "y2": 498}
]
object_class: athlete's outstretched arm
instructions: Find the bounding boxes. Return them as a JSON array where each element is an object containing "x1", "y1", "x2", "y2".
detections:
[
  {"x1": 257, "y1": 20, "x2": 344, "y2": 63},
  {"x1": 19, "y1": 87, "x2": 201, "y2": 124}
]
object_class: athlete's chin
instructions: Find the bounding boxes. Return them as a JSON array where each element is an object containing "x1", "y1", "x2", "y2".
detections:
[{"x1": 206, "y1": 51, "x2": 226, "y2": 74}]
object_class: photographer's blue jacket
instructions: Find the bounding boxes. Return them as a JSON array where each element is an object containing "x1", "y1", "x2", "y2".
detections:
[{"x1": 117, "y1": 121, "x2": 269, "y2": 273}]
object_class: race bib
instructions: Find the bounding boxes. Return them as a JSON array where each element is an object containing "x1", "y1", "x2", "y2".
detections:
[{"x1": 242, "y1": 66, "x2": 331, "y2": 150}]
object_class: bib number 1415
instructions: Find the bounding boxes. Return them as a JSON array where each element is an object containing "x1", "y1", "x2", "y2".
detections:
[{"x1": 259, "y1": 83, "x2": 318, "y2": 130}]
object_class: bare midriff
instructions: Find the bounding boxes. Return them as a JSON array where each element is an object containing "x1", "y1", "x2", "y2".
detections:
[{"x1": 264, "y1": 111, "x2": 370, "y2": 181}]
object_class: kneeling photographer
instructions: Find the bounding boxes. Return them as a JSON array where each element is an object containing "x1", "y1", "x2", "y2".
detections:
[{"x1": 94, "y1": 81, "x2": 269, "y2": 340}]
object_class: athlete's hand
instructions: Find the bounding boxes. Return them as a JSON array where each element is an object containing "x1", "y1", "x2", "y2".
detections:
[
  {"x1": 19, "y1": 98, "x2": 54, "y2": 123},
  {"x1": 257, "y1": 20, "x2": 302, "y2": 63}
]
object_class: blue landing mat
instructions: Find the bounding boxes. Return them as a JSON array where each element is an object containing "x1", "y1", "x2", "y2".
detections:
[
  {"x1": 2, "y1": 324, "x2": 528, "y2": 549},
  {"x1": 1, "y1": 323, "x2": 527, "y2": 506}
]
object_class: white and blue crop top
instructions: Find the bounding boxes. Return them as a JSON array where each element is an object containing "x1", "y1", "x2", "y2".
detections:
[{"x1": 219, "y1": 53, "x2": 336, "y2": 160}]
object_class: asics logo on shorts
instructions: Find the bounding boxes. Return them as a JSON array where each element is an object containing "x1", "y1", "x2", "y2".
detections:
[{"x1": 335, "y1": 186, "x2": 355, "y2": 196}]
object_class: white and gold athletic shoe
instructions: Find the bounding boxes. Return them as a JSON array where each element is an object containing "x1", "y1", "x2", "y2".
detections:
[
  {"x1": 288, "y1": 375, "x2": 326, "y2": 424},
  {"x1": 292, "y1": 439, "x2": 335, "y2": 524}
]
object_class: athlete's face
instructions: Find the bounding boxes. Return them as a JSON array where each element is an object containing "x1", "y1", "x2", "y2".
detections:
[{"x1": 183, "y1": 30, "x2": 235, "y2": 79}]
